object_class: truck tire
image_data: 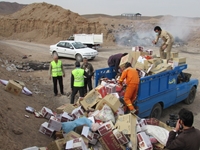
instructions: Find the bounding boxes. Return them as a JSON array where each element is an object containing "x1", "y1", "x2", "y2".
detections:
[
  {"x1": 184, "y1": 86, "x2": 196, "y2": 105},
  {"x1": 75, "y1": 54, "x2": 83, "y2": 62},
  {"x1": 150, "y1": 103, "x2": 162, "y2": 119}
]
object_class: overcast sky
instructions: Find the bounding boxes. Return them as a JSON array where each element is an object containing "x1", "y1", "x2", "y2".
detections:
[{"x1": 4, "y1": 0, "x2": 200, "y2": 17}]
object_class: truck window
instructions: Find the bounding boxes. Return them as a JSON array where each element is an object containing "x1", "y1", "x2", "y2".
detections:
[{"x1": 177, "y1": 72, "x2": 191, "y2": 84}]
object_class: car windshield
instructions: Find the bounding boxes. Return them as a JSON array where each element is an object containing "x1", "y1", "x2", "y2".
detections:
[{"x1": 71, "y1": 42, "x2": 87, "y2": 49}]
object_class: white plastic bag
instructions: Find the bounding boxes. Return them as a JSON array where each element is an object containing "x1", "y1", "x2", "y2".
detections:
[
  {"x1": 145, "y1": 125, "x2": 169, "y2": 146},
  {"x1": 95, "y1": 104, "x2": 115, "y2": 123}
]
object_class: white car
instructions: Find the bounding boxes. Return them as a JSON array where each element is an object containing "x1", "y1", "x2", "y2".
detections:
[{"x1": 49, "y1": 40, "x2": 98, "y2": 62}]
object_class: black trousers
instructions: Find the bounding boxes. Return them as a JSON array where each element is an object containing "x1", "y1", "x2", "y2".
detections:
[
  {"x1": 84, "y1": 77, "x2": 93, "y2": 95},
  {"x1": 70, "y1": 87, "x2": 84, "y2": 104},
  {"x1": 52, "y1": 76, "x2": 64, "y2": 95}
]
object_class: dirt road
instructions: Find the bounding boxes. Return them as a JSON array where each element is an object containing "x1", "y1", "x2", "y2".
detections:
[{"x1": 1, "y1": 40, "x2": 200, "y2": 129}]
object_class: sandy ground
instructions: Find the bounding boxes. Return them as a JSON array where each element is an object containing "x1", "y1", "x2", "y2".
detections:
[{"x1": 0, "y1": 40, "x2": 199, "y2": 131}]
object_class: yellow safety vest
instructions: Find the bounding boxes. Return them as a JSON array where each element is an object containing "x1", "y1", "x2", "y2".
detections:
[
  {"x1": 72, "y1": 68, "x2": 84, "y2": 87},
  {"x1": 51, "y1": 60, "x2": 63, "y2": 77}
]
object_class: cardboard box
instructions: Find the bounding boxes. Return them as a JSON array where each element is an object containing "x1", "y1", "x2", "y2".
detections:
[
  {"x1": 173, "y1": 57, "x2": 186, "y2": 65},
  {"x1": 65, "y1": 137, "x2": 88, "y2": 150},
  {"x1": 48, "y1": 116, "x2": 62, "y2": 131},
  {"x1": 119, "y1": 52, "x2": 134, "y2": 69},
  {"x1": 61, "y1": 112, "x2": 73, "y2": 122},
  {"x1": 47, "y1": 138, "x2": 65, "y2": 150},
  {"x1": 105, "y1": 83, "x2": 116, "y2": 94},
  {"x1": 137, "y1": 132, "x2": 153, "y2": 150},
  {"x1": 115, "y1": 114, "x2": 137, "y2": 150},
  {"x1": 81, "y1": 126, "x2": 100, "y2": 145},
  {"x1": 132, "y1": 46, "x2": 144, "y2": 52},
  {"x1": 5, "y1": 80, "x2": 22, "y2": 95},
  {"x1": 99, "y1": 131, "x2": 123, "y2": 150},
  {"x1": 80, "y1": 89, "x2": 100, "y2": 110},
  {"x1": 98, "y1": 121, "x2": 114, "y2": 136},
  {"x1": 134, "y1": 62, "x2": 145, "y2": 70},
  {"x1": 41, "y1": 107, "x2": 54, "y2": 119},
  {"x1": 150, "y1": 63, "x2": 171, "y2": 74},
  {"x1": 96, "y1": 94, "x2": 121, "y2": 113},
  {"x1": 63, "y1": 104, "x2": 76, "y2": 114},
  {"x1": 95, "y1": 85, "x2": 107, "y2": 98},
  {"x1": 64, "y1": 131, "x2": 89, "y2": 146},
  {"x1": 170, "y1": 52, "x2": 178, "y2": 58},
  {"x1": 39, "y1": 122, "x2": 54, "y2": 137},
  {"x1": 71, "y1": 106, "x2": 84, "y2": 119},
  {"x1": 145, "y1": 49, "x2": 153, "y2": 55},
  {"x1": 138, "y1": 119, "x2": 147, "y2": 131},
  {"x1": 113, "y1": 129, "x2": 129, "y2": 145}
]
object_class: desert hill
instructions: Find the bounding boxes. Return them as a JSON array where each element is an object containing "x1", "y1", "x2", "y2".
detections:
[
  {"x1": 0, "y1": 1, "x2": 26, "y2": 15},
  {"x1": 0, "y1": 2, "x2": 115, "y2": 45}
]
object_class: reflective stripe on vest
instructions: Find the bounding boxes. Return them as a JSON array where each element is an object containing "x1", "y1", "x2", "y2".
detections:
[
  {"x1": 72, "y1": 68, "x2": 84, "y2": 87},
  {"x1": 51, "y1": 60, "x2": 63, "y2": 77}
]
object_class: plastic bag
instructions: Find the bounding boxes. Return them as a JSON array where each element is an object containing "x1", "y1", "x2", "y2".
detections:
[{"x1": 95, "y1": 104, "x2": 115, "y2": 123}]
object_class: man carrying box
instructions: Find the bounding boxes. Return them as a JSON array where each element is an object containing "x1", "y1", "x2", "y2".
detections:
[
  {"x1": 108, "y1": 53, "x2": 128, "y2": 73},
  {"x1": 118, "y1": 62, "x2": 140, "y2": 114}
]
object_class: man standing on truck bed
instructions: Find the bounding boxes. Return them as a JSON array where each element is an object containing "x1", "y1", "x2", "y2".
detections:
[
  {"x1": 118, "y1": 62, "x2": 140, "y2": 114},
  {"x1": 108, "y1": 53, "x2": 128, "y2": 73},
  {"x1": 165, "y1": 108, "x2": 200, "y2": 150},
  {"x1": 152, "y1": 26, "x2": 174, "y2": 60},
  {"x1": 81, "y1": 58, "x2": 94, "y2": 95}
]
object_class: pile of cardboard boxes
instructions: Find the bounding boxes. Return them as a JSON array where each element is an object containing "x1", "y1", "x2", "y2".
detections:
[
  {"x1": 120, "y1": 46, "x2": 186, "y2": 78},
  {"x1": 37, "y1": 84, "x2": 172, "y2": 150}
]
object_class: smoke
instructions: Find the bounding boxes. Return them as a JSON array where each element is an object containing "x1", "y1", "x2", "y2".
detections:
[{"x1": 113, "y1": 16, "x2": 200, "y2": 47}]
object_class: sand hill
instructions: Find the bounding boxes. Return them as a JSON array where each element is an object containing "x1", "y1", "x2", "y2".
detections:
[{"x1": 0, "y1": 2, "x2": 115, "y2": 45}]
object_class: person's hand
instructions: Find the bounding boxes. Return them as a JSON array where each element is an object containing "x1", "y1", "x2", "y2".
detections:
[
  {"x1": 49, "y1": 76, "x2": 51, "y2": 80},
  {"x1": 162, "y1": 44, "x2": 167, "y2": 50},
  {"x1": 175, "y1": 119, "x2": 181, "y2": 131},
  {"x1": 152, "y1": 40, "x2": 157, "y2": 45},
  {"x1": 63, "y1": 74, "x2": 65, "y2": 77}
]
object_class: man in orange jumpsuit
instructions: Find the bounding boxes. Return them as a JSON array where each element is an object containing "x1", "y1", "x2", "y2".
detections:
[{"x1": 119, "y1": 62, "x2": 140, "y2": 114}]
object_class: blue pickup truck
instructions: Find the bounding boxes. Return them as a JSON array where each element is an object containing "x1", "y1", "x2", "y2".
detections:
[{"x1": 94, "y1": 64, "x2": 199, "y2": 118}]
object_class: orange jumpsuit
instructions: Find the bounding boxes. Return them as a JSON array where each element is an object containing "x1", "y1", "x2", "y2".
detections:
[{"x1": 119, "y1": 67, "x2": 139, "y2": 111}]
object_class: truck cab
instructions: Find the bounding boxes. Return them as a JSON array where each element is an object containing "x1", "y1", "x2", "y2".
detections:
[{"x1": 94, "y1": 64, "x2": 198, "y2": 119}]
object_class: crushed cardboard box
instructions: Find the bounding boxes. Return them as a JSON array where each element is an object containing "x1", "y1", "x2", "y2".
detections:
[{"x1": 5, "y1": 80, "x2": 23, "y2": 95}]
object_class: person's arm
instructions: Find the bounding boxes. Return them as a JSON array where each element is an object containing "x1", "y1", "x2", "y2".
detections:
[
  {"x1": 165, "y1": 131, "x2": 185, "y2": 149},
  {"x1": 61, "y1": 63, "x2": 65, "y2": 77},
  {"x1": 49, "y1": 63, "x2": 52, "y2": 79},
  {"x1": 84, "y1": 71, "x2": 89, "y2": 78},
  {"x1": 71, "y1": 73, "x2": 74, "y2": 89},
  {"x1": 164, "y1": 32, "x2": 171, "y2": 45},
  {"x1": 154, "y1": 35, "x2": 159, "y2": 44},
  {"x1": 119, "y1": 69, "x2": 127, "y2": 85},
  {"x1": 90, "y1": 64, "x2": 94, "y2": 76}
]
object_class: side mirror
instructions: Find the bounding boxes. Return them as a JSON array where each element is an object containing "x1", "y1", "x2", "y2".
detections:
[{"x1": 70, "y1": 47, "x2": 74, "y2": 49}]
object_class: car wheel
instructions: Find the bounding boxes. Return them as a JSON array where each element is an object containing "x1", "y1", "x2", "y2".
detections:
[
  {"x1": 184, "y1": 86, "x2": 196, "y2": 105},
  {"x1": 75, "y1": 54, "x2": 83, "y2": 62},
  {"x1": 53, "y1": 51, "x2": 59, "y2": 57},
  {"x1": 149, "y1": 103, "x2": 162, "y2": 119}
]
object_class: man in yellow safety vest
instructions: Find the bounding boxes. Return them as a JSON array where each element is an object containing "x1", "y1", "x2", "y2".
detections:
[
  {"x1": 49, "y1": 53, "x2": 65, "y2": 96},
  {"x1": 71, "y1": 61, "x2": 88, "y2": 104}
]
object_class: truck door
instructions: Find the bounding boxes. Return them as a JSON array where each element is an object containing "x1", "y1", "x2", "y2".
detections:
[{"x1": 176, "y1": 73, "x2": 190, "y2": 103}]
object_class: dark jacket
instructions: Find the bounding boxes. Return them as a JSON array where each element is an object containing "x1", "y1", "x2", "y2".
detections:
[
  {"x1": 165, "y1": 127, "x2": 200, "y2": 150},
  {"x1": 107, "y1": 53, "x2": 123, "y2": 72},
  {"x1": 81, "y1": 62, "x2": 94, "y2": 77}
]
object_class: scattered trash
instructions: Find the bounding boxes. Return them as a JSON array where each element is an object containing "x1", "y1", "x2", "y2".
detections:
[
  {"x1": 25, "y1": 106, "x2": 35, "y2": 113},
  {"x1": 25, "y1": 115, "x2": 30, "y2": 118}
]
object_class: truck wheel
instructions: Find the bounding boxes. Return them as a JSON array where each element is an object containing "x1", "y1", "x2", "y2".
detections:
[
  {"x1": 150, "y1": 103, "x2": 162, "y2": 119},
  {"x1": 184, "y1": 86, "x2": 196, "y2": 105},
  {"x1": 75, "y1": 54, "x2": 83, "y2": 62}
]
